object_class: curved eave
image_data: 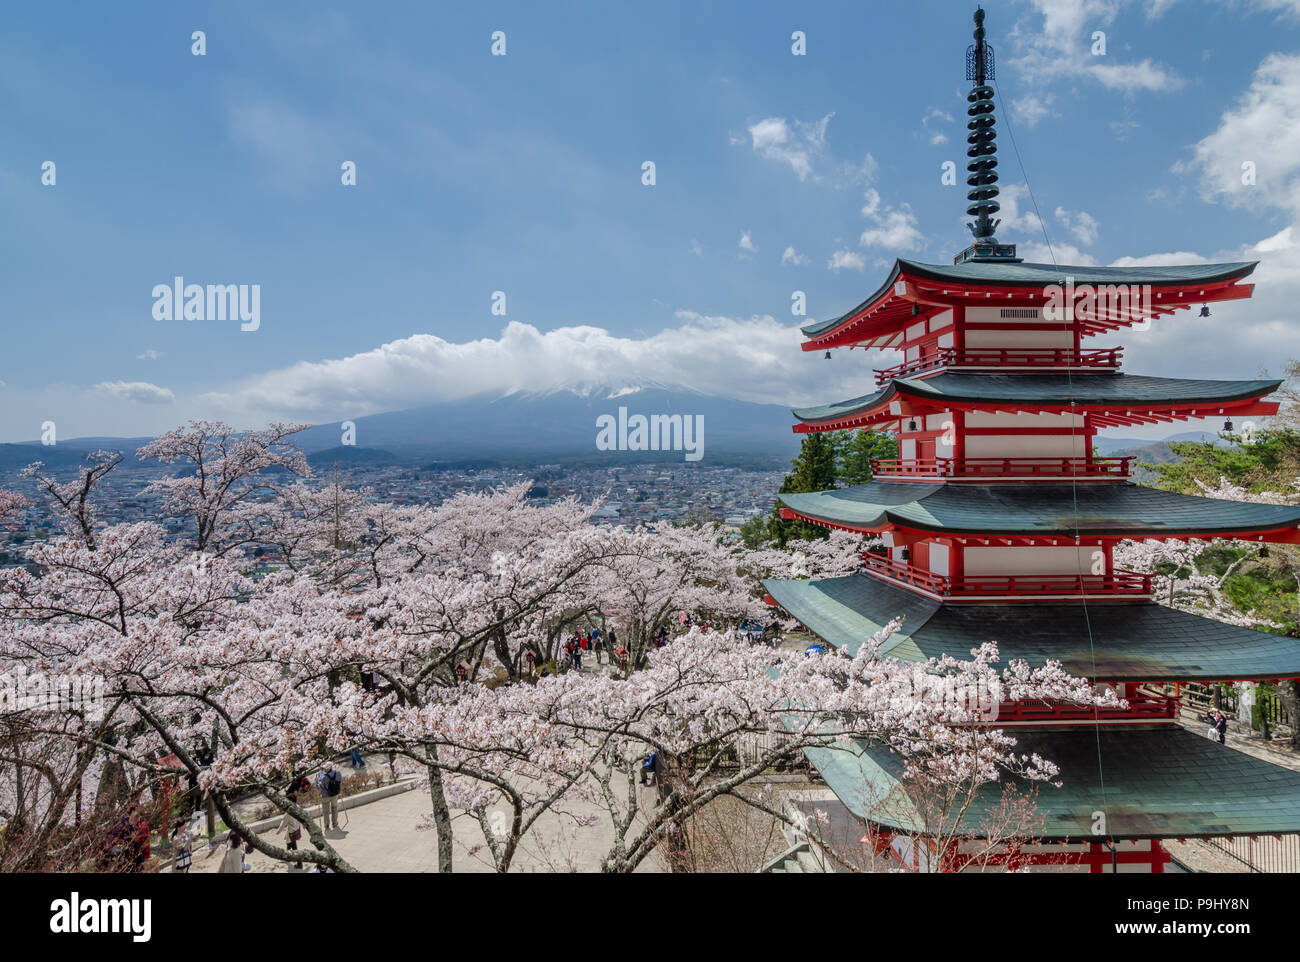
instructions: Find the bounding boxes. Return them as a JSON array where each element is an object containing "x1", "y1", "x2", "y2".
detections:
[
  {"x1": 799, "y1": 262, "x2": 905, "y2": 340},
  {"x1": 807, "y1": 725, "x2": 1300, "y2": 841},
  {"x1": 791, "y1": 374, "x2": 1283, "y2": 432},
  {"x1": 764, "y1": 574, "x2": 1300, "y2": 682},
  {"x1": 800, "y1": 259, "x2": 1258, "y2": 351},
  {"x1": 897, "y1": 257, "x2": 1257, "y2": 290},
  {"x1": 776, "y1": 482, "x2": 1300, "y2": 540}
]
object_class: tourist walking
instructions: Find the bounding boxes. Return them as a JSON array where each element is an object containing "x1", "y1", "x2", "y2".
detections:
[
  {"x1": 1213, "y1": 710, "x2": 1228, "y2": 745},
  {"x1": 317, "y1": 763, "x2": 344, "y2": 830},
  {"x1": 349, "y1": 748, "x2": 366, "y2": 770},
  {"x1": 278, "y1": 785, "x2": 309, "y2": 870},
  {"x1": 640, "y1": 752, "x2": 657, "y2": 786},
  {"x1": 218, "y1": 833, "x2": 246, "y2": 873},
  {"x1": 171, "y1": 819, "x2": 193, "y2": 873}
]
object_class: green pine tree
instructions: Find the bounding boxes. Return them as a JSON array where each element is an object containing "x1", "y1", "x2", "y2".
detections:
[
  {"x1": 769, "y1": 433, "x2": 839, "y2": 545},
  {"x1": 834, "y1": 429, "x2": 898, "y2": 486}
]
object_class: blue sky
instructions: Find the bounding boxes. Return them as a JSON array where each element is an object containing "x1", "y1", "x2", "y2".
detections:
[{"x1": 4, "y1": 0, "x2": 1300, "y2": 441}]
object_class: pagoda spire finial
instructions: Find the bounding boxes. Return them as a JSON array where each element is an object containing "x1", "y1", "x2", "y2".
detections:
[{"x1": 955, "y1": 7, "x2": 1019, "y2": 264}]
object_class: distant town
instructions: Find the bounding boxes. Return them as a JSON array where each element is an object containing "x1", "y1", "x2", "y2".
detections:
[{"x1": 0, "y1": 457, "x2": 787, "y2": 570}]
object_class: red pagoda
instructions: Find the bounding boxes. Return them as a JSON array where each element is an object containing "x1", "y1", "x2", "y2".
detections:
[{"x1": 764, "y1": 7, "x2": 1300, "y2": 873}]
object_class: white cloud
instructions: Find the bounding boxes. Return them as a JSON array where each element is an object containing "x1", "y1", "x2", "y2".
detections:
[
  {"x1": 689, "y1": 239, "x2": 703, "y2": 257},
  {"x1": 1136, "y1": 0, "x2": 1300, "y2": 23},
  {"x1": 745, "y1": 113, "x2": 834, "y2": 182},
  {"x1": 781, "y1": 245, "x2": 810, "y2": 266},
  {"x1": 1010, "y1": 0, "x2": 1183, "y2": 94},
  {"x1": 1089, "y1": 60, "x2": 1182, "y2": 92},
  {"x1": 93, "y1": 380, "x2": 175, "y2": 405},
  {"x1": 839, "y1": 153, "x2": 879, "y2": 184},
  {"x1": 1055, "y1": 206, "x2": 1100, "y2": 246},
  {"x1": 1180, "y1": 53, "x2": 1300, "y2": 215},
  {"x1": 1255, "y1": 225, "x2": 1294, "y2": 252},
  {"x1": 137, "y1": 349, "x2": 162, "y2": 360},
  {"x1": 1144, "y1": 0, "x2": 1182, "y2": 16},
  {"x1": 1111, "y1": 48, "x2": 1300, "y2": 388},
  {"x1": 827, "y1": 249, "x2": 866, "y2": 272},
  {"x1": 1110, "y1": 117, "x2": 1140, "y2": 141},
  {"x1": 1260, "y1": 0, "x2": 1300, "y2": 14},
  {"x1": 988, "y1": 183, "x2": 1044, "y2": 235},
  {"x1": 921, "y1": 108, "x2": 952, "y2": 146},
  {"x1": 859, "y1": 207, "x2": 925, "y2": 251},
  {"x1": 1016, "y1": 241, "x2": 1098, "y2": 265},
  {"x1": 197, "y1": 316, "x2": 905, "y2": 421},
  {"x1": 738, "y1": 231, "x2": 758, "y2": 255},
  {"x1": 1109, "y1": 251, "x2": 1208, "y2": 267},
  {"x1": 859, "y1": 186, "x2": 925, "y2": 252},
  {"x1": 1013, "y1": 94, "x2": 1056, "y2": 126}
]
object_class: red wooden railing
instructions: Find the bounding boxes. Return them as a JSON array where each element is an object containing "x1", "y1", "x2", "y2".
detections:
[
  {"x1": 859, "y1": 552, "x2": 1153, "y2": 599},
  {"x1": 870, "y1": 456, "x2": 1133, "y2": 480},
  {"x1": 992, "y1": 689, "x2": 1179, "y2": 724},
  {"x1": 875, "y1": 347, "x2": 1122, "y2": 385}
]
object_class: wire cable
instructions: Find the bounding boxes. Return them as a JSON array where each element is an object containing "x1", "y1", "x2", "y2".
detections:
[{"x1": 995, "y1": 75, "x2": 1115, "y2": 859}]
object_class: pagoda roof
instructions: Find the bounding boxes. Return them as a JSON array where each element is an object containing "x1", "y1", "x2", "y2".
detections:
[
  {"x1": 792, "y1": 372, "x2": 1281, "y2": 430},
  {"x1": 800, "y1": 258, "x2": 1258, "y2": 350},
  {"x1": 776, "y1": 481, "x2": 1300, "y2": 539},
  {"x1": 806, "y1": 724, "x2": 1300, "y2": 840},
  {"x1": 763, "y1": 573, "x2": 1300, "y2": 681},
  {"x1": 895, "y1": 257, "x2": 1256, "y2": 295}
]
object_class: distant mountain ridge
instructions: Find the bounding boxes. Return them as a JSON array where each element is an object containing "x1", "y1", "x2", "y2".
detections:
[
  {"x1": 7, "y1": 390, "x2": 803, "y2": 469},
  {"x1": 1093, "y1": 430, "x2": 1224, "y2": 455},
  {"x1": 7, "y1": 408, "x2": 1238, "y2": 472},
  {"x1": 289, "y1": 389, "x2": 802, "y2": 460}
]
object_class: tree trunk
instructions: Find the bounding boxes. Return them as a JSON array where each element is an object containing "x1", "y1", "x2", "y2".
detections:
[
  {"x1": 1277, "y1": 680, "x2": 1300, "y2": 748},
  {"x1": 491, "y1": 617, "x2": 514, "y2": 681},
  {"x1": 425, "y1": 748, "x2": 455, "y2": 872}
]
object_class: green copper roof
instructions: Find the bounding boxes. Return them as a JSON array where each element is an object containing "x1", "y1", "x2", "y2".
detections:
[
  {"x1": 807, "y1": 725, "x2": 1300, "y2": 840},
  {"x1": 777, "y1": 481, "x2": 1300, "y2": 537},
  {"x1": 764, "y1": 574, "x2": 1300, "y2": 681},
  {"x1": 792, "y1": 373, "x2": 1282, "y2": 425},
  {"x1": 763, "y1": 575, "x2": 940, "y2": 659},
  {"x1": 799, "y1": 259, "x2": 1258, "y2": 338},
  {"x1": 896, "y1": 257, "x2": 1258, "y2": 288}
]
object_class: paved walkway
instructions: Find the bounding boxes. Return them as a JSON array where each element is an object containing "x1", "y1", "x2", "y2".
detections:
[
  {"x1": 190, "y1": 773, "x2": 664, "y2": 873},
  {"x1": 1175, "y1": 706, "x2": 1300, "y2": 771}
]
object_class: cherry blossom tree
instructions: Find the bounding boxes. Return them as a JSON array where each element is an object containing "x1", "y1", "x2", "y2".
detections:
[
  {"x1": 136, "y1": 419, "x2": 310, "y2": 555},
  {"x1": 0, "y1": 421, "x2": 1113, "y2": 875},
  {"x1": 1114, "y1": 477, "x2": 1298, "y2": 629}
]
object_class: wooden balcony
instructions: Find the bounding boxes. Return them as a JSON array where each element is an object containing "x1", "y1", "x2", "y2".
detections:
[
  {"x1": 991, "y1": 690, "x2": 1179, "y2": 726},
  {"x1": 859, "y1": 552, "x2": 1153, "y2": 600},
  {"x1": 870, "y1": 456, "x2": 1133, "y2": 481},
  {"x1": 874, "y1": 347, "x2": 1123, "y2": 385}
]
